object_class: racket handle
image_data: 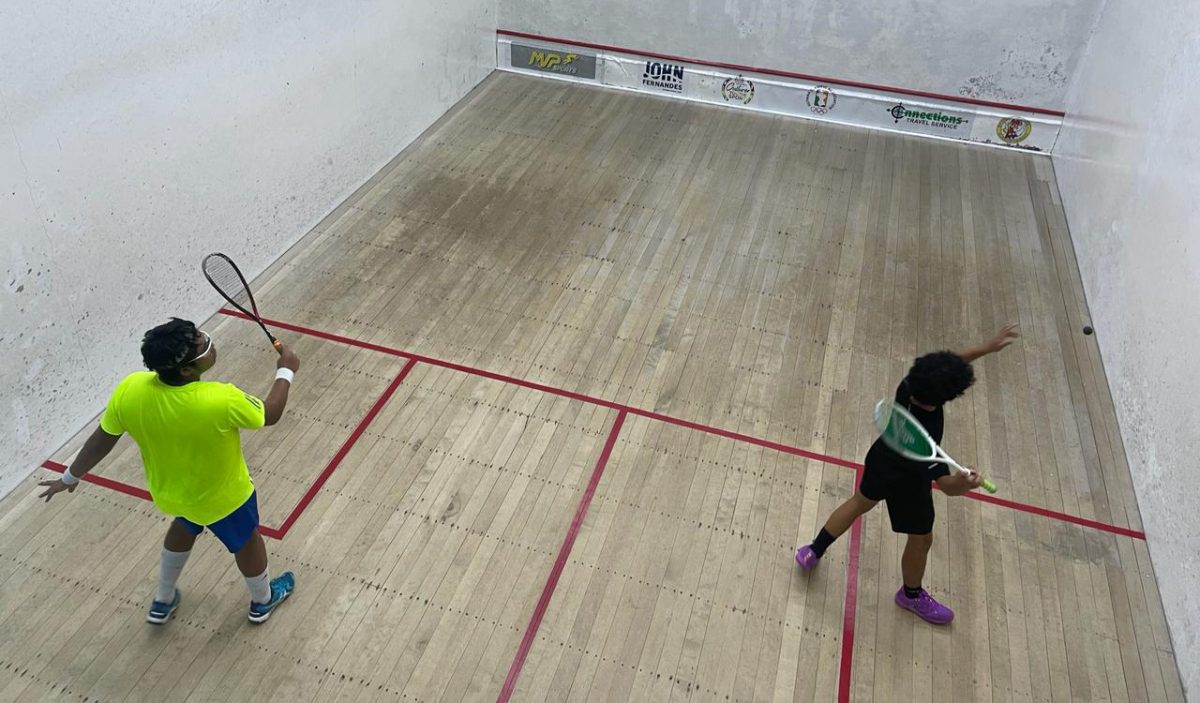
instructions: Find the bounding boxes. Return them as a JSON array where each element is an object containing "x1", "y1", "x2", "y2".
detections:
[
  {"x1": 271, "y1": 339, "x2": 283, "y2": 353},
  {"x1": 956, "y1": 463, "x2": 998, "y2": 494}
]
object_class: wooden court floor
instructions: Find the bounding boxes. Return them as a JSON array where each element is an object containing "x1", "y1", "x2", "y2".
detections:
[{"x1": 1, "y1": 72, "x2": 1185, "y2": 702}]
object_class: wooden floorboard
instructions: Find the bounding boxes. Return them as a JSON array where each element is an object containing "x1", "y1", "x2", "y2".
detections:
[{"x1": 2, "y1": 73, "x2": 1182, "y2": 702}]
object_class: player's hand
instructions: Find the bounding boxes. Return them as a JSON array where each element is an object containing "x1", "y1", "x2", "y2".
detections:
[
  {"x1": 936, "y1": 470, "x2": 982, "y2": 496},
  {"x1": 38, "y1": 478, "x2": 77, "y2": 502},
  {"x1": 276, "y1": 345, "x2": 300, "y2": 372},
  {"x1": 986, "y1": 322, "x2": 1019, "y2": 353}
]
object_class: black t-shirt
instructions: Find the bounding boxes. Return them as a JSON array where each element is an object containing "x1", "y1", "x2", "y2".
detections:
[{"x1": 865, "y1": 379, "x2": 951, "y2": 480}]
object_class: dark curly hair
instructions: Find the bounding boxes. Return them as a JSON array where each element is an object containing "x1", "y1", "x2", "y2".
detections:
[
  {"x1": 141, "y1": 318, "x2": 199, "y2": 382},
  {"x1": 904, "y1": 351, "x2": 974, "y2": 405}
]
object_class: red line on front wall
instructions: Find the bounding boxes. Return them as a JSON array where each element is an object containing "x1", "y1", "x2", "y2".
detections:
[
  {"x1": 498, "y1": 410, "x2": 628, "y2": 702},
  {"x1": 496, "y1": 29, "x2": 1066, "y2": 117}
]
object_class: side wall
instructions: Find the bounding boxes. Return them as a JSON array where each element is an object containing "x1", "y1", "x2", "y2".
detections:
[
  {"x1": 1054, "y1": 0, "x2": 1199, "y2": 695},
  {"x1": 0, "y1": 1, "x2": 495, "y2": 495}
]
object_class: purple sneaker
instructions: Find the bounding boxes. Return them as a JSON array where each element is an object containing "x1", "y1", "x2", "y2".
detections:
[
  {"x1": 894, "y1": 587, "x2": 954, "y2": 624},
  {"x1": 795, "y1": 545, "x2": 820, "y2": 572}
]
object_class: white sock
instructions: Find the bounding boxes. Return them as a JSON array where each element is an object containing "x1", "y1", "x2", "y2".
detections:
[
  {"x1": 245, "y1": 568, "x2": 271, "y2": 604},
  {"x1": 156, "y1": 548, "x2": 191, "y2": 602}
]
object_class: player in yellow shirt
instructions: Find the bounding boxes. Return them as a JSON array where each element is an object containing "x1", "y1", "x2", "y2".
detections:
[{"x1": 39, "y1": 318, "x2": 300, "y2": 624}]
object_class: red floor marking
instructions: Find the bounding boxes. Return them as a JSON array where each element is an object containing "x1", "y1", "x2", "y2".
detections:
[
  {"x1": 40, "y1": 458, "x2": 284, "y2": 541},
  {"x1": 40, "y1": 461, "x2": 152, "y2": 502},
  {"x1": 957, "y1": 489, "x2": 1145, "y2": 539},
  {"x1": 232, "y1": 309, "x2": 1148, "y2": 541},
  {"x1": 496, "y1": 29, "x2": 1066, "y2": 117},
  {"x1": 837, "y1": 468, "x2": 864, "y2": 703},
  {"x1": 273, "y1": 358, "x2": 417, "y2": 537},
  {"x1": 37, "y1": 358, "x2": 418, "y2": 542},
  {"x1": 498, "y1": 410, "x2": 627, "y2": 703}
]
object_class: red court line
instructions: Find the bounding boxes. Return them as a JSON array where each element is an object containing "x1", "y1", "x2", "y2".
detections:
[
  {"x1": 963, "y1": 490, "x2": 1145, "y2": 540},
  {"x1": 496, "y1": 29, "x2": 1066, "y2": 117},
  {"x1": 234, "y1": 309, "x2": 1147, "y2": 541},
  {"x1": 37, "y1": 357, "x2": 417, "y2": 541},
  {"x1": 41, "y1": 458, "x2": 285, "y2": 539},
  {"x1": 838, "y1": 468, "x2": 865, "y2": 703},
  {"x1": 498, "y1": 410, "x2": 628, "y2": 703},
  {"x1": 633, "y1": 409, "x2": 861, "y2": 470},
  {"x1": 273, "y1": 358, "x2": 418, "y2": 537},
  {"x1": 41, "y1": 460, "x2": 152, "y2": 502},
  {"x1": 224, "y1": 309, "x2": 857, "y2": 469}
]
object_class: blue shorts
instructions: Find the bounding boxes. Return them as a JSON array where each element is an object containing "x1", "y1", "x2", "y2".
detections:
[{"x1": 175, "y1": 492, "x2": 260, "y2": 553}]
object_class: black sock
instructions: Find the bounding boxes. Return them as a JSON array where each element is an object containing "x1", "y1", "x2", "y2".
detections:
[
  {"x1": 903, "y1": 585, "x2": 923, "y2": 599},
  {"x1": 810, "y1": 528, "x2": 837, "y2": 557}
]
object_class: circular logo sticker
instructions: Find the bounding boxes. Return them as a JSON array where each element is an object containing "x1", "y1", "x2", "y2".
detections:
[
  {"x1": 806, "y1": 86, "x2": 837, "y2": 115},
  {"x1": 721, "y1": 76, "x2": 755, "y2": 104},
  {"x1": 996, "y1": 117, "x2": 1032, "y2": 144}
]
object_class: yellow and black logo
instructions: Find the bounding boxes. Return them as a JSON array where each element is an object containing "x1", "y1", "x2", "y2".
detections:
[
  {"x1": 528, "y1": 50, "x2": 578, "y2": 71},
  {"x1": 510, "y1": 43, "x2": 597, "y2": 79}
]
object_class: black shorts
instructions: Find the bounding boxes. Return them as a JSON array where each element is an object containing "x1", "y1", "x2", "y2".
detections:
[{"x1": 859, "y1": 449, "x2": 935, "y2": 535}]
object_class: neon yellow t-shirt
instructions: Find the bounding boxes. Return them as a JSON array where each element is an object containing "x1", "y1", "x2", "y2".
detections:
[{"x1": 100, "y1": 371, "x2": 264, "y2": 525}]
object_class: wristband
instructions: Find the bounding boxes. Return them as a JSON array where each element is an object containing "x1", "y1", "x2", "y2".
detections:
[
  {"x1": 60, "y1": 469, "x2": 80, "y2": 486},
  {"x1": 275, "y1": 368, "x2": 295, "y2": 383}
]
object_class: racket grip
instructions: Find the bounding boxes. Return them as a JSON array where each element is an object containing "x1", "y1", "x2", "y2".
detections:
[
  {"x1": 271, "y1": 339, "x2": 283, "y2": 353},
  {"x1": 980, "y1": 478, "x2": 998, "y2": 494}
]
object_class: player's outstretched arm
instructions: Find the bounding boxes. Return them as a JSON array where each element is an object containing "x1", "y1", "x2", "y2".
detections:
[
  {"x1": 959, "y1": 322, "x2": 1019, "y2": 363},
  {"x1": 38, "y1": 425, "x2": 121, "y2": 501}
]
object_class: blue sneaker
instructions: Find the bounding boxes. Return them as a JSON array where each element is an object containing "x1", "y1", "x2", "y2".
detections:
[
  {"x1": 147, "y1": 589, "x2": 181, "y2": 625},
  {"x1": 248, "y1": 572, "x2": 295, "y2": 624}
]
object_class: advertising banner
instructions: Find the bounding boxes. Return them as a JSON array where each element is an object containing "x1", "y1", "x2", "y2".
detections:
[{"x1": 498, "y1": 37, "x2": 1061, "y2": 153}]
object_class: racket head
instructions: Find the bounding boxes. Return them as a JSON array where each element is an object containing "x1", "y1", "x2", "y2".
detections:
[
  {"x1": 875, "y1": 399, "x2": 1000, "y2": 494},
  {"x1": 201, "y1": 253, "x2": 257, "y2": 315},
  {"x1": 201, "y1": 252, "x2": 281, "y2": 352},
  {"x1": 873, "y1": 399, "x2": 939, "y2": 462}
]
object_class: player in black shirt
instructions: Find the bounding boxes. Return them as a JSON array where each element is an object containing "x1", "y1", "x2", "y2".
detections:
[{"x1": 795, "y1": 323, "x2": 1018, "y2": 624}]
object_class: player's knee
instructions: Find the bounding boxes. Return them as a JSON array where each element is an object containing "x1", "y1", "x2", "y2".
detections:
[
  {"x1": 908, "y1": 532, "x2": 934, "y2": 548},
  {"x1": 852, "y1": 492, "x2": 878, "y2": 514}
]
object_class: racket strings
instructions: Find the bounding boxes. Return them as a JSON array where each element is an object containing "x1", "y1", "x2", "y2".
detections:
[{"x1": 203, "y1": 257, "x2": 252, "y2": 308}]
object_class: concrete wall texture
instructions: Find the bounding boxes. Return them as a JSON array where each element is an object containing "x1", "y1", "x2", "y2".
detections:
[
  {"x1": 0, "y1": 1, "x2": 495, "y2": 497},
  {"x1": 1054, "y1": 0, "x2": 1200, "y2": 695},
  {"x1": 497, "y1": 0, "x2": 1104, "y2": 110}
]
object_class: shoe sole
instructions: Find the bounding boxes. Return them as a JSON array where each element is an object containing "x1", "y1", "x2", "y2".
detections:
[
  {"x1": 145, "y1": 610, "x2": 176, "y2": 625},
  {"x1": 248, "y1": 589, "x2": 292, "y2": 624}
]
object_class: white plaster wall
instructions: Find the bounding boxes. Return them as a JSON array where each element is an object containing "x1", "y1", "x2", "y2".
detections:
[
  {"x1": 1054, "y1": 0, "x2": 1199, "y2": 695},
  {"x1": 497, "y1": 0, "x2": 1103, "y2": 109},
  {"x1": 0, "y1": 1, "x2": 494, "y2": 497}
]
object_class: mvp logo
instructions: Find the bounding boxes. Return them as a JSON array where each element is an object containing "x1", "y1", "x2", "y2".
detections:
[
  {"x1": 510, "y1": 43, "x2": 597, "y2": 79},
  {"x1": 528, "y1": 51, "x2": 577, "y2": 70}
]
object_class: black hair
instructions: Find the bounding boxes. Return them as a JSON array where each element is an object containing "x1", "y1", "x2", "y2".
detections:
[
  {"x1": 141, "y1": 318, "x2": 200, "y2": 382},
  {"x1": 904, "y1": 351, "x2": 974, "y2": 405}
]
